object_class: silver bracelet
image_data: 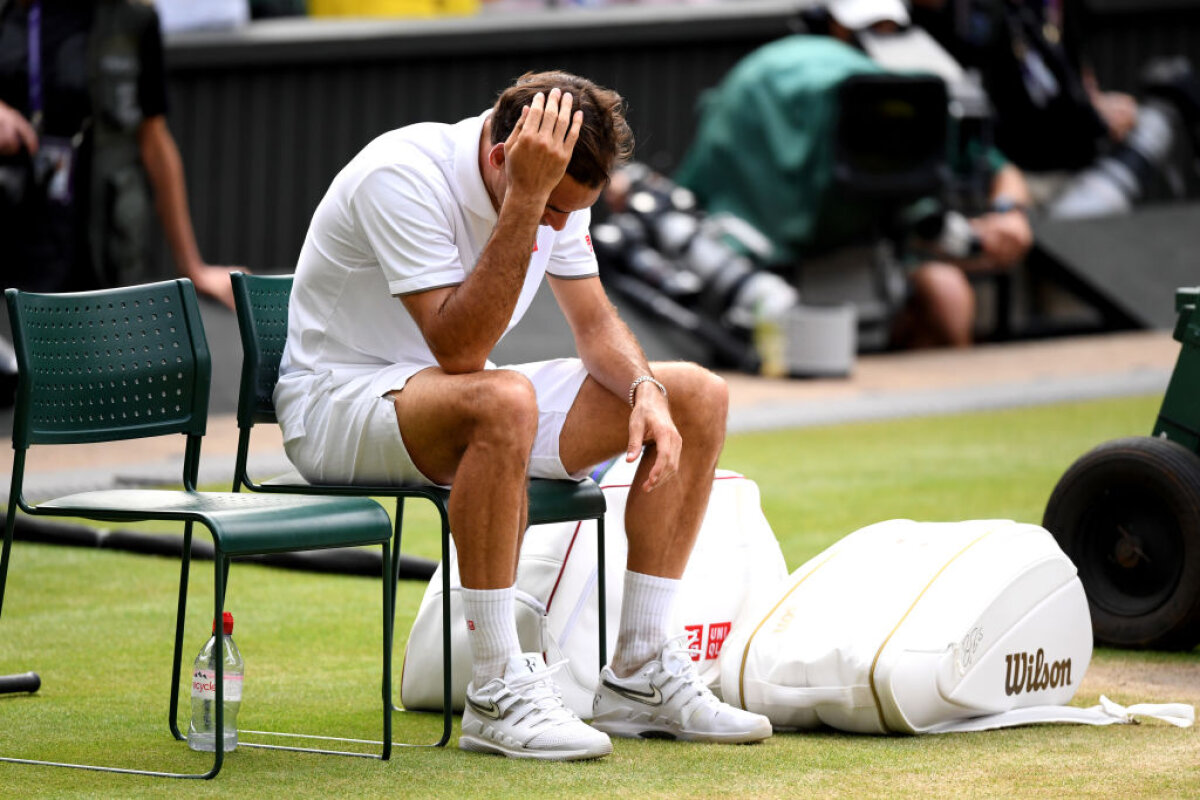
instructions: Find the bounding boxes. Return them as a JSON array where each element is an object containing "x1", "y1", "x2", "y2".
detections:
[{"x1": 628, "y1": 375, "x2": 667, "y2": 408}]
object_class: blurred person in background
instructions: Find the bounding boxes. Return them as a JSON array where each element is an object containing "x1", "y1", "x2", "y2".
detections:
[
  {"x1": 909, "y1": 0, "x2": 1200, "y2": 216},
  {"x1": 0, "y1": 0, "x2": 243, "y2": 307},
  {"x1": 676, "y1": 0, "x2": 1032, "y2": 348}
]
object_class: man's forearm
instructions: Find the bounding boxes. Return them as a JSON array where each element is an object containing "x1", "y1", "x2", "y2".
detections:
[
  {"x1": 989, "y1": 164, "x2": 1032, "y2": 208},
  {"x1": 408, "y1": 87, "x2": 582, "y2": 372},
  {"x1": 415, "y1": 193, "x2": 546, "y2": 372},
  {"x1": 575, "y1": 308, "x2": 655, "y2": 403},
  {"x1": 138, "y1": 116, "x2": 203, "y2": 275}
]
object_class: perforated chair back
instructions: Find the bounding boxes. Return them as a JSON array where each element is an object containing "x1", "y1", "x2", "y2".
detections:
[
  {"x1": 5, "y1": 280, "x2": 210, "y2": 450},
  {"x1": 232, "y1": 273, "x2": 291, "y2": 428},
  {"x1": 0, "y1": 279, "x2": 398, "y2": 779}
]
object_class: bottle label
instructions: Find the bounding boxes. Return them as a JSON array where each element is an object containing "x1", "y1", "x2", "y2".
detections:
[{"x1": 191, "y1": 669, "x2": 243, "y2": 701}]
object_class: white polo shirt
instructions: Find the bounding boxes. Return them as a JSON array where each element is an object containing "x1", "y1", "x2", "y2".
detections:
[{"x1": 274, "y1": 110, "x2": 599, "y2": 446}]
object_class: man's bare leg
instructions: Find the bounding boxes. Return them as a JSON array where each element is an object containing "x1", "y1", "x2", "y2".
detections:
[
  {"x1": 391, "y1": 367, "x2": 537, "y2": 589},
  {"x1": 395, "y1": 367, "x2": 615, "y2": 759},
  {"x1": 559, "y1": 361, "x2": 729, "y2": 578},
  {"x1": 560, "y1": 362, "x2": 768, "y2": 742},
  {"x1": 390, "y1": 366, "x2": 541, "y2": 686},
  {"x1": 559, "y1": 362, "x2": 728, "y2": 676},
  {"x1": 895, "y1": 262, "x2": 975, "y2": 349}
]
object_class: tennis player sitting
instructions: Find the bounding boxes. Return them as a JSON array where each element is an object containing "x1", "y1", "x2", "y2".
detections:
[{"x1": 275, "y1": 70, "x2": 772, "y2": 760}]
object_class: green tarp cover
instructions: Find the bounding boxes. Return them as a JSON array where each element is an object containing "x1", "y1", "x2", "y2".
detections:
[{"x1": 675, "y1": 35, "x2": 889, "y2": 264}]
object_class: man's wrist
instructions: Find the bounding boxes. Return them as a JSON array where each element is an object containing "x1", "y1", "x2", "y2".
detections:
[
  {"x1": 990, "y1": 194, "x2": 1029, "y2": 216},
  {"x1": 628, "y1": 375, "x2": 667, "y2": 408}
]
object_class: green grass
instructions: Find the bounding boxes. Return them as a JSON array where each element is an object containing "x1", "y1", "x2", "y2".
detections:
[{"x1": 1, "y1": 394, "x2": 1197, "y2": 798}]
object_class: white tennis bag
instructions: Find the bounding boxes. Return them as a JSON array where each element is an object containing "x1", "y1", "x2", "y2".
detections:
[
  {"x1": 400, "y1": 457, "x2": 788, "y2": 718},
  {"x1": 720, "y1": 519, "x2": 1193, "y2": 734}
]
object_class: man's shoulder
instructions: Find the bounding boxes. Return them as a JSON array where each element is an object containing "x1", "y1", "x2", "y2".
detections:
[
  {"x1": 339, "y1": 132, "x2": 440, "y2": 195},
  {"x1": 355, "y1": 118, "x2": 472, "y2": 183},
  {"x1": 389, "y1": 113, "x2": 481, "y2": 157},
  {"x1": 364, "y1": 123, "x2": 448, "y2": 161}
]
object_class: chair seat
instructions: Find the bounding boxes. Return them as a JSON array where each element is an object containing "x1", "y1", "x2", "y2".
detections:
[
  {"x1": 37, "y1": 489, "x2": 392, "y2": 556},
  {"x1": 526, "y1": 478, "x2": 607, "y2": 525},
  {"x1": 262, "y1": 470, "x2": 452, "y2": 504},
  {"x1": 260, "y1": 472, "x2": 606, "y2": 526}
]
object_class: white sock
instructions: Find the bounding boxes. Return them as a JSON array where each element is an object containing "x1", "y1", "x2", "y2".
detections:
[
  {"x1": 611, "y1": 570, "x2": 680, "y2": 678},
  {"x1": 461, "y1": 586, "x2": 521, "y2": 687}
]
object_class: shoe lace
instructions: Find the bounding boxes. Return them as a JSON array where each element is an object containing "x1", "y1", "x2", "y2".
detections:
[
  {"x1": 503, "y1": 660, "x2": 578, "y2": 727},
  {"x1": 658, "y1": 634, "x2": 720, "y2": 713}
]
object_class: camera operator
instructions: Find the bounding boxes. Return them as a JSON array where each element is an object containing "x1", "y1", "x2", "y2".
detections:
[
  {"x1": 676, "y1": 0, "x2": 1032, "y2": 348},
  {"x1": 910, "y1": 0, "x2": 1200, "y2": 217},
  {"x1": 0, "y1": 0, "x2": 243, "y2": 306}
]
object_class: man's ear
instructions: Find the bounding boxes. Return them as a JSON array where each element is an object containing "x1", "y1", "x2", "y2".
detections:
[{"x1": 487, "y1": 142, "x2": 506, "y2": 170}]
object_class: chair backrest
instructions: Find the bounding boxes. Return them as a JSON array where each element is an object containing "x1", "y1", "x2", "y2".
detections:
[
  {"x1": 5, "y1": 279, "x2": 211, "y2": 451},
  {"x1": 232, "y1": 272, "x2": 293, "y2": 428}
]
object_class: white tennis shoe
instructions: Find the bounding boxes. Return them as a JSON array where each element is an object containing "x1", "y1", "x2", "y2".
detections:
[
  {"x1": 592, "y1": 636, "x2": 773, "y2": 743},
  {"x1": 459, "y1": 653, "x2": 613, "y2": 761}
]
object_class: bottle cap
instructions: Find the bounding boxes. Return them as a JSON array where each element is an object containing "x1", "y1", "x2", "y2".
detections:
[{"x1": 212, "y1": 611, "x2": 234, "y2": 635}]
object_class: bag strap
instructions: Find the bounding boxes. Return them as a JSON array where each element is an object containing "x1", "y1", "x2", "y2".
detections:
[
  {"x1": 26, "y1": 1, "x2": 43, "y2": 129},
  {"x1": 745, "y1": 675, "x2": 1194, "y2": 733},
  {"x1": 746, "y1": 680, "x2": 876, "y2": 710},
  {"x1": 927, "y1": 696, "x2": 1195, "y2": 734}
]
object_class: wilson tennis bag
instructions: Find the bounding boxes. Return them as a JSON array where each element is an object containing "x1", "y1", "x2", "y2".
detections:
[
  {"x1": 720, "y1": 519, "x2": 1192, "y2": 734},
  {"x1": 400, "y1": 456, "x2": 788, "y2": 718}
]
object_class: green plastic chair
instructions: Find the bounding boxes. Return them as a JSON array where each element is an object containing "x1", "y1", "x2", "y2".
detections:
[
  {"x1": 230, "y1": 272, "x2": 610, "y2": 745},
  {"x1": 0, "y1": 279, "x2": 397, "y2": 780}
]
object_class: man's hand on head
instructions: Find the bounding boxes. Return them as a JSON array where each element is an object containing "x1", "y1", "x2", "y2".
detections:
[{"x1": 502, "y1": 88, "x2": 584, "y2": 202}]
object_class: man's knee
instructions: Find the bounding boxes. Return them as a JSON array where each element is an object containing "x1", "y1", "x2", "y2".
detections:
[
  {"x1": 692, "y1": 366, "x2": 729, "y2": 424},
  {"x1": 657, "y1": 362, "x2": 729, "y2": 440},
  {"x1": 464, "y1": 370, "x2": 539, "y2": 446},
  {"x1": 911, "y1": 263, "x2": 975, "y2": 347}
]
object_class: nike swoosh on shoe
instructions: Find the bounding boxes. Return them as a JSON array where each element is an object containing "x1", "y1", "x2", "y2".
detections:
[
  {"x1": 467, "y1": 697, "x2": 503, "y2": 720},
  {"x1": 602, "y1": 679, "x2": 664, "y2": 706}
]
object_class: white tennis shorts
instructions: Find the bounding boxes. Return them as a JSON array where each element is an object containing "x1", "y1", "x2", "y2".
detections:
[{"x1": 283, "y1": 358, "x2": 592, "y2": 487}]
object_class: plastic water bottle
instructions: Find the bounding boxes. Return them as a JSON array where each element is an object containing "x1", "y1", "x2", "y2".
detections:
[
  {"x1": 738, "y1": 273, "x2": 799, "y2": 379},
  {"x1": 188, "y1": 611, "x2": 243, "y2": 752}
]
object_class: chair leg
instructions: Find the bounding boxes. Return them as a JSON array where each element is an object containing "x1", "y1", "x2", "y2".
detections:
[
  {"x1": 438, "y1": 502, "x2": 453, "y2": 748},
  {"x1": 596, "y1": 515, "x2": 607, "y2": 672},
  {"x1": 381, "y1": 540, "x2": 393, "y2": 761},
  {"x1": 170, "y1": 522, "x2": 196, "y2": 742},
  {"x1": 208, "y1": 552, "x2": 228, "y2": 779},
  {"x1": 389, "y1": 496, "x2": 452, "y2": 747},
  {"x1": 0, "y1": 457, "x2": 26, "y2": 622},
  {"x1": 0, "y1": 496, "x2": 18, "y2": 620},
  {"x1": 389, "y1": 499, "x2": 404, "y2": 713},
  {"x1": 390, "y1": 498, "x2": 405, "y2": 622},
  {"x1": 231, "y1": 533, "x2": 409, "y2": 759},
  {"x1": 0, "y1": 518, "x2": 223, "y2": 778}
]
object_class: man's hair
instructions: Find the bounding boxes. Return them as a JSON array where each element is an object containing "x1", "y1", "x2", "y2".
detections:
[{"x1": 490, "y1": 71, "x2": 635, "y2": 188}]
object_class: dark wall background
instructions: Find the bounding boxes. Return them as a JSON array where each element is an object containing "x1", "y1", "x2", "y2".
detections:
[
  {"x1": 159, "y1": 0, "x2": 1200, "y2": 275},
  {"x1": 161, "y1": 3, "x2": 801, "y2": 272},
  {"x1": 1085, "y1": 0, "x2": 1200, "y2": 93}
]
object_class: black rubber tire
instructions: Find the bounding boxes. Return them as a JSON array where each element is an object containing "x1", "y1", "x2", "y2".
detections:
[{"x1": 1043, "y1": 436, "x2": 1200, "y2": 651}]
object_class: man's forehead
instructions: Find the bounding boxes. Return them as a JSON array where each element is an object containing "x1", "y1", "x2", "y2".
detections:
[{"x1": 549, "y1": 176, "x2": 604, "y2": 213}]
